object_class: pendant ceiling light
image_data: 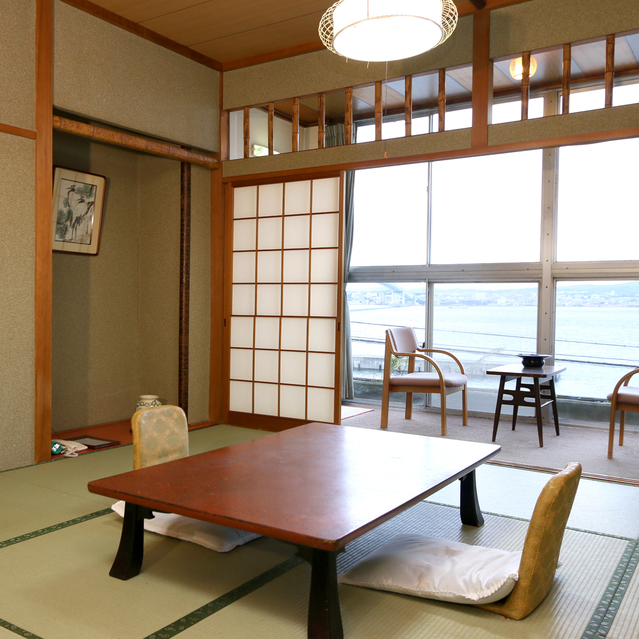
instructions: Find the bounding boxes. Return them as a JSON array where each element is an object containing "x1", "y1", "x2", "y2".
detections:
[
  {"x1": 509, "y1": 56, "x2": 538, "y2": 80},
  {"x1": 319, "y1": 0, "x2": 458, "y2": 63}
]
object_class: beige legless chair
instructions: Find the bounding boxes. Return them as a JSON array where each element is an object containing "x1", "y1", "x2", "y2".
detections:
[
  {"x1": 381, "y1": 327, "x2": 468, "y2": 436},
  {"x1": 607, "y1": 367, "x2": 639, "y2": 459},
  {"x1": 131, "y1": 405, "x2": 188, "y2": 470},
  {"x1": 477, "y1": 462, "x2": 582, "y2": 619}
]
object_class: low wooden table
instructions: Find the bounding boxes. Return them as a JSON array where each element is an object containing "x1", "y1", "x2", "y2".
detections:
[
  {"x1": 487, "y1": 363, "x2": 566, "y2": 447},
  {"x1": 88, "y1": 423, "x2": 500, "y2": 639}
]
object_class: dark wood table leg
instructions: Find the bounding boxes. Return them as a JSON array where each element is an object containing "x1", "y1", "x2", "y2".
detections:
[
  {"x1": 297, "y1": 547, "x2": 343, "y2": 639},
  {"x1": 459, "y1": 470, "x2": 484, "y2": 527},
  {"x1": 549, "y1": 378, "x2": 560, "y2": 436},
  {"x1": 533, "y1": 378, "x2": 544, "y2": 447},
  {"x1": 512, "y1": 377, "x2": 522, "y2": 430},
  {"x1": 492, "y1": 375, "x2": 507, "y2": 442},
  {"x1": 109, "y1": 502, "x2": 153, "y2": 580}
]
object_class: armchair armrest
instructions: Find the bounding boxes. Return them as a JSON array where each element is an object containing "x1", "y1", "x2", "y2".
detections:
[
  {"x1": 611, "y1": 367, "x2": 639, "y2": 397},
  {"x1": 417, "y1": 347, "x2": 466, "y2": 375}
]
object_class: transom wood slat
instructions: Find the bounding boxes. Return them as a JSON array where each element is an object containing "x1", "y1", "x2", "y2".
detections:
[
  {"x1": 562, "y1": 43, "x2": 571, "y2": 114},
  {"x1": 605, "y1": 34, "x2": 615, "y2": 108},
  {"x1": 405, "y1": 76, "x2": 413, "y2": 138},
  {"x1": 318, "y1": 93, "x2": 326, "y2": 149}
]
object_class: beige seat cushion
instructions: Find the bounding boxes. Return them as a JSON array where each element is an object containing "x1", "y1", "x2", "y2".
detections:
[
  {"x1": 389, "y1": 372, "x2": 467, "y2": 388},
  {"x1": 607, "y1": 385, "x2": 639, "y2": 404}
]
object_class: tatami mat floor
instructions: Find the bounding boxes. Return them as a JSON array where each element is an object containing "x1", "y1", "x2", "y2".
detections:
[{"x1": 3, "y1": 423, "x2": 639, "y2": 639}]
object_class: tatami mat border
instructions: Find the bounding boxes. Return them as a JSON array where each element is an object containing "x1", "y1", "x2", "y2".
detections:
[
  {"x1": 142, "y1": 556, "x2": 304, "y2": 639},
  {"x1": 0, "y1": 508, "x2": 111, "y2": 549},
  {"x1": 581, "y1": 541, "x2": 639, "y2": 639},
  {"x1": 0, "y1": 618, "x2": 44, "y2": 639}
]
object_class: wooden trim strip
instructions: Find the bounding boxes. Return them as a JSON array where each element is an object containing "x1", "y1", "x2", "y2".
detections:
[
  {"x1": 243, "y1": 107, "x2": 250, "y2": 159},
  {"x1": 318, "y1": 93, "x2": 326, "y2": 149},
  {"x1": 471, "y1": 10, "x2": 492, "y2": 146},
  {"x1": 562, "y1": 43, "x2": 571, "y2": 115},
  {"x1": 179, "y1": 155, "x2": 191, "y2": 418},
  {"x1": 405, "y1": 76, "x2": 413, "y2": 138},
  {"x1": 0, "y1": 122, "x2": 37, "y2": 139},
  {"x1": 375, "y1": 81, "x2": 383, "y2": 141},
  {"x1": 345, "y1": 87, "x2": 353, "y2": 145},
  {"x1": 53, "y1": 116, "x2": 219, "y2": 169},
  {"x1": 268, "y1": 103, "x2": 275, "y2": 155},
  {"x1": 605, "y1": 34, "x2": 615, "y2": 108},
  {"x1": 438, "y1": 69, "x2": 446, "y2": 132},
  {"x1": 521, "y1": 51, "x2": 531, "y2": 121},
  {"x1": 292, "y1": 98, "x2": 300, "y2": 153},
  {"x1": 59, "y1": 0, "x2": 222, "y2": 71},
  {"x1": 35, "y1": 0, "x2": 53, "y2": 463}
]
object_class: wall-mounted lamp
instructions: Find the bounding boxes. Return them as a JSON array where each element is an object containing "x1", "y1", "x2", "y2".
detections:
[{"x1": 510, "y1": 55, "x2": 538, "y2": 81}]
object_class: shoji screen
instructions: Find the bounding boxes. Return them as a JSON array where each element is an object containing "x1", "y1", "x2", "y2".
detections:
[{"x1": 228, "y1": 176, "x2": 342, "y2": 424}]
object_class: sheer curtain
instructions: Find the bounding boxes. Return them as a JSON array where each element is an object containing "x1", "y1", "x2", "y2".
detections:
[{"x1": 325, "y1": 122, "x2": 354, "y2": 399}]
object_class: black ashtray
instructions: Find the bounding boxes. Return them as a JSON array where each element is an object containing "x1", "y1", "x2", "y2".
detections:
[{"x1": 518, "y1": 354, "x2": 551, "y2": 368}]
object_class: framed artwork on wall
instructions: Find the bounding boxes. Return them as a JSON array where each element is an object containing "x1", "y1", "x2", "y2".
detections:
[{"x1": 52, "y1": 167, "x2": 106, "y2": 255}]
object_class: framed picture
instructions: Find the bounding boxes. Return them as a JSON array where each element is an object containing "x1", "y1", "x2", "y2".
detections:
[{"x1": 52, "y1": 167, "x2": 106, "y2": 254}]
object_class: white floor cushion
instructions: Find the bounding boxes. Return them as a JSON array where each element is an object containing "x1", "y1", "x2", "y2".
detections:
[
  {"x1": 340, "y1": 534, "x2": 521, "y2": 604},
  {"x1": 111, "y1": 501, "x2": 260, "y2": 552}
]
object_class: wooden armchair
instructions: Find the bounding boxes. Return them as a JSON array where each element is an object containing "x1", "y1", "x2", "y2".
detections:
[
  {"x1": 381, "y1": 327, "x2": 468, "y2": 436},
  {"x1": 607, "y1": 367, "x2": 639, "y2": 458}
]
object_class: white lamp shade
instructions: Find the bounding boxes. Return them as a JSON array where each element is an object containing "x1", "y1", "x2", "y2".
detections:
[
  {"x1": 332, "y1": 0, "x2": 444, "y2": 62},
  {"x1": 510, "y1": 55, "x2": 538, "y2": 80}
]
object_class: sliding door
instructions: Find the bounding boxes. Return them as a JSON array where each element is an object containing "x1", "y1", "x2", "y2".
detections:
[{"x1": 227, "y1": 175, "x2": 343, "y2": 427}]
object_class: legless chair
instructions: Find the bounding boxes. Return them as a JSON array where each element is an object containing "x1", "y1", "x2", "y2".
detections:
[
  {"x1": 381, "y1": 327, "x2": 468, "y2": 436},
  {"x1": 607, "y1": 367, "x2": 639, "y2": 459},
  {"x1": 131, "y1": 405, "x2": 188, "y2": 470},
  {"x1": 477, "y1": 462, "x2": 582, "y2": 619}
]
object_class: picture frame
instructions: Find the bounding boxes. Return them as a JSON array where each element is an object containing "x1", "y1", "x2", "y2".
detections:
[{"x1": 52, "y1": 167, "x2": 106, "y2": 255}]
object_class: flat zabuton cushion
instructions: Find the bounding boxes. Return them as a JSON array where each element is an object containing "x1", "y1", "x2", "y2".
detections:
[
  {"x1": 340, "y1": 534, "x2": 521, "y2": 604},
  {"x1": 112, "y1": 501, "x2": 260, "y2": 553}
]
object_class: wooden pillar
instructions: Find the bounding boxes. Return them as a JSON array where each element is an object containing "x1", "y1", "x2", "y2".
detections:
[
  {"x1": 562, "y1": 43, "x2": 571, "y2": 115},
  {"x1": 35, "y1": 0, "x2": 53, "y2": 462},
  {"x1": 471, "y1": 9, "x2": 492, "y2": 147},
  {"x1": 179, "y1": 157, "x2": 191, "y2": 418}
]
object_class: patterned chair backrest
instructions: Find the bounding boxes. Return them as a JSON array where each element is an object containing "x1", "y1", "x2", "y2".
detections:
[{"x1": 131, "y1": 405, "x2": 189, "y2": 470}]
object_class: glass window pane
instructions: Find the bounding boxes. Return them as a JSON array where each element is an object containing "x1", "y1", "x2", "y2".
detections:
[
  {"x1": 556, "y1": 138, "x2": 639, "y2": 262},
  {"x1": 555, "y1": 281, "x2": 639, "y2": 423},
  {"x1": 351, "y1": 164, "x2": 428, "y2": 267},
  {"x1": 432, "y1": 283, "x2": 539, "y2": 414},
  {"x1": 430, "y1": 150, "x2": 542, "y2": 264},
  {"x1": 348, "y1": 283, "x2": 426, "y2": 402},
  {"x1": 492, "y1": 97, "x2": 544, "y2": 123}
]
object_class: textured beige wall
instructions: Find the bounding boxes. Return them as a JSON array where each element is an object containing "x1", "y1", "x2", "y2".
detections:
[
  {"x1": 0, "y1": 133, "x2": 35, "y2": 470},
  {"x1": 52, "y1": 133, "x2": 140, "y2": 430},
  {"x1": 53, "y1": 0, "x2": 220, "y2": 152},
  {"x1": 223, "y1": 17, "x2": 473, "y2": 110},
  {"x1": 0, "y1": 0, "x2": 35, "y2": 131},
  {"x1": 491, "y1": 0, "x2": 639, "y2": 59},
  {"x1": 188, "y1": 165, "x2": 211, "y2": 423}
]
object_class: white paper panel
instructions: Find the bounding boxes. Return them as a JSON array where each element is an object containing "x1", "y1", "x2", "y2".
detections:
[
  {"x1": 284, "y1": 180, "x2": 311, "y2": 215},
  {"x1": 280, "y1": 317, "x2": 307, "y2": 351},
  {"x1": 233, "y1": 219, "x2": 256, "y2": 251},
  {"x1": 311, "y1": 213, "x2": 339, "y2": 248},
  {"x1": 283, "y1": 250, "x2": 309, "y2": 283},
  {"x1": 254, "y1": 383, "x2": 279, "y2": 416},
  {"x1": 254, "y1": 350, "x2": 279, "y2": 383},
  {"x1": 284, "y1": 215, "x2": 310, "y2": 249},
  {"x1": 312, "y1": 177, "x2": 340, "y2": 213},
  {"x1": 308, "y1": 352, "x2": 335, "y2": 388},
  {"x1": 258, "y1": 217, "x2": 283, "y2": 250},
  {"x1": 257, "y1": 251, "x2": 282, "y2": 283},
  {"x1": 234, "y1": 185, "x2": 257, "y2": 219},
  {"x1": 230, "y1": 381, "x2": 252, "y2": 413},
  {"x1": 310, "y1": 284, "x2": 338, "y2": 317},
  {"x1": 282, "y1": 284, "x2": 309, "y2": 316},
  {"x1": 230, "y1": 348, "x2": 253, "y2": 381},
  {"x1": 256, "y1": 284, "x2": 281, "y2": 316},
  {"x1": 259, "y1": 182, "x2": 284, "y2": 217},
  {"x1": 232, "y1": 284, "x2": 255, "y2": 315},
  {"x1": 233, "y1": 252, "x2": 256, "y2": 283},
  {"x1": 255, "y1": 316, "x2": 280, "y2": 349},
  {"x1": 310, "y1": 248, "x2": 339, "y2": 282},
  {"x1": 280, "y1": 385, "x2": 306, "y2": 419},
  {"x1": 231, "y1": 316, "x2": 254, "y2": 348},
  {"x1": 280, "y1": 350, "x2": 307, "y2": 385},
  {"x1": 308, "y1": 318, "x2": 336, "y2": 352},
  {"x1": 307, "y1": 387, "x2": 335, "y2": 423}
]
